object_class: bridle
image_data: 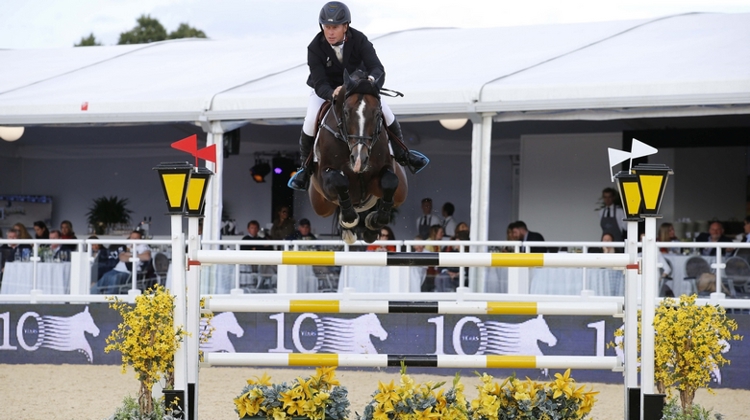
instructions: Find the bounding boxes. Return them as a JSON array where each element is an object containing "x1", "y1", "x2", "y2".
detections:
[{"x1": 320, "y1": 91, "x2": 383, "y2": 154}]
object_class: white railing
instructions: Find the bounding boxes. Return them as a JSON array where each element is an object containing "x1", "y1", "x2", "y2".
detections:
[{"x1": 1, "y1": 238, "x2": 750, "y2": 308}]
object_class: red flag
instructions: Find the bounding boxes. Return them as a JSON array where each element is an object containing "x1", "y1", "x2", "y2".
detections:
[
  {"x1": 171, "y1": 134, "x2": 198, "y2": 154},
  {"x1": 194, "y1": 144, "x2": 217, "y2": 163}
]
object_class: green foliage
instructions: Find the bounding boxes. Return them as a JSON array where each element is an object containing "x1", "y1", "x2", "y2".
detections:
[
  {"x1": 234, "y1": 368, "x2": 350, "y2": 420},
  {"x1": 110, "y1": 395, "x2": 166, "y2": 420},
  {"x1": 86, "y1": 195, "x2": 133, "y2": 234},
  {"x1": 74, "y1": 33, "x2": 101, "y2": 47},
  {"x1": 168, "y1": 23, "x2": 207, "y2": 39},
  {"x1": 118, "y1": 14, "x2": 168, "y2": 45},
  {"x1": 662, "y1": 398, "x2": 723, "y2": 420}
]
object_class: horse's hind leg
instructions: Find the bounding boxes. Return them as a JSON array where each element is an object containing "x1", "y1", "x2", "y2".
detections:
[
  {"x1": 323, "y1": 168, "x2": 359, "y2": 229},
  {"x1": 365, "y1": 167, "x2": 398, "y2": 230}
]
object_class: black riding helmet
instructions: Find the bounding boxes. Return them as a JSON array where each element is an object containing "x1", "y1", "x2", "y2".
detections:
[{"x1": 319, "y1": 1, "x2": 351, "y2": 26}]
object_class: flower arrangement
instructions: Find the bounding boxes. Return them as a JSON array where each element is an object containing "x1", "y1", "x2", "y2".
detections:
[
  {"x1": 357, "y1": 366, "x2": 469, "y2": 420},
  {"x1": 105, "y1": 285, "x2": 186, "y2": 416},
  {"x1": 234, "y1": 367, "x2": 350, "y2": 420},
  {"x1": 470, "y1": 369, "x2": 598, "y2": 420},
  {"x1": 609, "y1": 294, "x2": 742, "y2": 416}
]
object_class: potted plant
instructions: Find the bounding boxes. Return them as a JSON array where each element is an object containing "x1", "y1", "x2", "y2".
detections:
[
  {"x1": 234, "y1": 367, "x2": 350, "y2": 420},
  {"x1": 470, "y1": 369, "x2": 598, "y2": 420},
  {"x1": 610, "y1": 294, "x2": 742, "y2": 418},
  {"x1": 357, "y1": 366, "x2": 469, "y2": 420},
  {"x1": 87, "y1": 195, "x2": 133, "y2": 235}
]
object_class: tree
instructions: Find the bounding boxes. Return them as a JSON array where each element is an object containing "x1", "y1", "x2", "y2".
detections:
[
  {"x1": 74, "y1": 33, "x2": 102, "y2": 47},
  {"x1": 118, "y1": 14, "x2": 168, "y2": 45},
  {"x1": 168, "y1": 23, "x2": 207, "y2": 40}
]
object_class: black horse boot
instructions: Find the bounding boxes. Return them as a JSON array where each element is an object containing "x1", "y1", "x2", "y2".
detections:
[
  {"x1": 288, "y1": 132, "x2": 315, "y2": 191},
  {"x1": 388, "y1": 120, "x2": 429, "y2": 174}
]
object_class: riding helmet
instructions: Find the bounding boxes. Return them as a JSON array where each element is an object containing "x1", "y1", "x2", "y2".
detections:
[{"x1": 319, "y1": 1, "x2": 351, "y2": 25}]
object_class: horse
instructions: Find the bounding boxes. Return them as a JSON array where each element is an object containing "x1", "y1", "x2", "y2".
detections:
[
  {"x1": 309, "y1": 69, "x2": 408, "y2": 244},
  {"x1": 315, "y1": 313, "x2": 388, "y2": 354},
  {"x1": 40, "y1": 306, "x2": 101, "y2": 363}
]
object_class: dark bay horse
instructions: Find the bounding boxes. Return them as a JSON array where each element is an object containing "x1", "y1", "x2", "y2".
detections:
[{"x1": 309, "y1": 70, "x2": 407, "y2": 244}]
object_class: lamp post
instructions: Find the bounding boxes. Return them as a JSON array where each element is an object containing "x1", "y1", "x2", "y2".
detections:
[
  {"x1": 614, "y1": 171, "x2": 644, "y2": 420},
  {"x1": 616, "y1": 163, "x2": 673, "y2": 420},
  {"x1": 154, "y1": 161, "x2": 193, "y2": 419},
  {"x1": 185, "y1": 166, "x2": 213, "y2": 420}
]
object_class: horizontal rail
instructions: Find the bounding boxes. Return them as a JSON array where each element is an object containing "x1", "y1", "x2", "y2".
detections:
[
  {"x1": 203, "y1": 353, "x2": 619, "y2": 370},
  {"x1": 204, "y1": 298, "x2": 622, "y2": 316},
  {"x1": 196, "y1": 250, "x2": 630, "y2": 268}
]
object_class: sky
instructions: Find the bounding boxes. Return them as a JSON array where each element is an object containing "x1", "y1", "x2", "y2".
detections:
[{"x1": 2, "y1": 0, "x2": 750, "y2": 50}]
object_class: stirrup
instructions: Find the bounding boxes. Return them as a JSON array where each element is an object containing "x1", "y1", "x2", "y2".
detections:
[
  {"x1": 406, "y1": 150, "x2": 429, "y2": 174},
  {"x1": 287, "y1": 168, "x2": 310, "y2": 191}
]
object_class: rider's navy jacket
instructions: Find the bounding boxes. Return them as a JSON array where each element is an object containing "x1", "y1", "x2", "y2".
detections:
[{"x1": 306, "y1": 26, "x2": 385, "y2": 101}]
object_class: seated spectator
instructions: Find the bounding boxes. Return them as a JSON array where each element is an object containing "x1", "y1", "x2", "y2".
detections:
[
  {"x1": 590, "y1": 232, "x2": 616, "y2": 254},
  {"x1": 454, "y1": 222, "x2": 470, "y2": 241},
  {"x1": 695, "y1": 221, "x2": 733, "y2": 256},
  {"x1": 434, "y1": 238, "x2": 463, "y2": 292},
  {"x1": 60, "y1": 220, "x2": 77, "y2": 240},
  {"x1": 48, "y1": 230, "x2": 71, "y2": 261},
  {"x1": 286, "y1": 218, "x2": 316, "y2": 241},
  {"x1": 658, "y1": 222, "x2": 681, "y2": 254},
  {"x1": 88, "y1": 235, "x2": 115, "y2": 282},
  {"x1": 241, "y1": 220, "x2": 271, "y2": 251},
  {"x1": 425, "y1": 225, "x2": 444, "y2": 252},
  {"x1": 33, "y1": 221, "x2": 50, "y2": 240},
  {"x1": 509, "y1": 220, "x2": 550, "y2": 253},
  {"x1": 91, "y1": 230, "x2": 154, "y2": 294},
  {"x1": 270, "y1": 206, "x2": 295, "y2": 240},
  {"x1": 9, "y1": 224, "x2": 33, "y2": 261},
  {"x1": 367, "y1": 226, "x2": 396, "y2": 252}
]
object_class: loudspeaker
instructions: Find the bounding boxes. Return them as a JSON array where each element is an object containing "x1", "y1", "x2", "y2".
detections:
[{"x1": 223, "y1": 129, "x2": 241, "y2": 158}]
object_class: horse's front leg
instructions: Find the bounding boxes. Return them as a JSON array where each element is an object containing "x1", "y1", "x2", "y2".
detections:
[
  {"x1": 365, "y1": 167, "x2": 398, "y2": 230},
  {"x1": 323, "y1": 168, "x2": 359, "y2": 229}
]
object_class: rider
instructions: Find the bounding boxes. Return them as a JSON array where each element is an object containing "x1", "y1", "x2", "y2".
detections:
[{"x1": 288, "y1": 1, "x2": 429, "y2": 191}]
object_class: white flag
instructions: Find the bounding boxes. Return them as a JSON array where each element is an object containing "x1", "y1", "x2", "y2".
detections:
[
  {"x1": 630, "y1": 138, "x2": 658, "y2": 159},
  {"x1": 608, "y1": 148, "x2": 631, "y2": 182}
]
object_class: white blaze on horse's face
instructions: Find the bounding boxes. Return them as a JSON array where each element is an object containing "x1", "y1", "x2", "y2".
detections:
[{"x1": 350, "y1": 98, "x2": 368, "y2": 173}]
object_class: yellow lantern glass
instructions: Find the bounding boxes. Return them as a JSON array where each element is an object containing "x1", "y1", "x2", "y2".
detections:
[
  {"x1": 185, "y1": 167, "x2": 213, "y2": 217},
  {"x1": 614, "y1": 171, "x2": 643, "y2": 221},
  {"x1": 633, "y1": 163, "x2": 673, "y2": 217},
  {"x1": 154, "y1": 161, "x2": 193, "y2": 214}
]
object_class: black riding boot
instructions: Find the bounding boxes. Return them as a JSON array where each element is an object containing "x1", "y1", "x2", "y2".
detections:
[
  {"x1": 288, "y1": 132, "x2": 315, "y2": 191},
  {"x1": 388, "y1": 120, "x2": 429, "y2": 174}
]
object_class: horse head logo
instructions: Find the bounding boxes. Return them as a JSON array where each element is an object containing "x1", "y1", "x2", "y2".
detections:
[
  {"x1": 200, "y1": 312, "x2": 244, "y2": 353},
  {"x1": 316, "y1": 313, "x2": 387, "y2": 354},
  {"x1": 40, "y1": 306, "x2": 100, "y2": 363}
]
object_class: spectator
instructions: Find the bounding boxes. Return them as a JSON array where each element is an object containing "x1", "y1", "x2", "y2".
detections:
[
  {"x1": 91, "y1": 230, "x2": 153, "y2": 294},
  {"x1": 12, "y1": 223, "x2": 33, "y2": 241},
  {"x1": 441, "y1": 202, "x2": 457, "y2": 238},
  {"x1": 599, "y1": 187, "x2": 626, "y2": 242},
  {"x1": 48, "y1": 230, "x2": 71, "y2": 262},
  {"x1": 434, "y1": 238, "x2": 462, "y2": 292},
  {"x1": 425, "y1": 225, "x2": 444, "y2": 252},
  {"x1": 241, "y1": 220, "x2": 270, "y2": 251},
  {"x1": 695, "y1": 221, "x2": 733, "y2": 256},
  {"x1": 9, "y1": 224, "x2": 32, "y2": 261},
  {"x1": 367, "y1": 226, "x2": 396, "y2": 252},
  {"x1": 33, "y1": 221, "x2": 50, "y2": 240},
  {"x1": 270, "y1": 206, "x2": 295, "y2": 240},
  {"x1": 590, "y1": 232, "x2": 616, "y2": 254},
  {"x1": 88, "y1": 235, "x2": 114, "y2": 282},
  {"x1": 454, "y1": 222, "x2": 470, "y2": 241},
  {"x1": 60, "y1": 220, "x2": 77, "y2": 240},
  {"x1": 416, "y1": 198, "x2": 442, "y2": 239},
  {"x1": 739, "y1": 216, "x2": 750, "y2": 243},
  {"x1": 510, "y1": 220, "x2": 549, "y2": 253},
  {"x1": 658, "y1": 222, "x2": 681, "y2": 254},
  {"x1": 286, "y1": 218, "x2": 316, "y2": 240}
]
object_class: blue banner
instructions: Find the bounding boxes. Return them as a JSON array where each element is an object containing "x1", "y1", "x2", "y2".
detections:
[{"x1": 1, "y1": 304, "x2": 748, "y2": 387}]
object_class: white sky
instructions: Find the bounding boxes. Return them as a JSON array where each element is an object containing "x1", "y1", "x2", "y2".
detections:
[{"x1": 1, "y1": 0, "x2": 750, "y2": 49}]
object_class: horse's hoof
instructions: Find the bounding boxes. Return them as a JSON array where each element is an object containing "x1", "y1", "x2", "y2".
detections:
[
  {"x1": 365, "y1": 212, "x2": 381, "y2": 230},
  {"x1": 342, "y1": 229, "x2": 357, "y2": 245},
  {"x1": 362, "y1": 229, "x2": 378, "y2": 244},
  {"x1": 340, "y1": 214, "x2": 359, "y2": 229}
]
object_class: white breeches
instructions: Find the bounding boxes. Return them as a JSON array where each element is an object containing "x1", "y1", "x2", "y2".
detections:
[{"x1": 302, "y1": 89, "x2": 395, "y2": 136}]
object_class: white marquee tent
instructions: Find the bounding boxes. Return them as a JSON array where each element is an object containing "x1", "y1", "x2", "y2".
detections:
[{"x1": 1, "y1": 12, "x2": 748, "y2": 243}]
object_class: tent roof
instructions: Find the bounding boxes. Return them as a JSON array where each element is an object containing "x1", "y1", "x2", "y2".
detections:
[{"x1": 1, "y1": 12, "x2": 748, "y2": 126}]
